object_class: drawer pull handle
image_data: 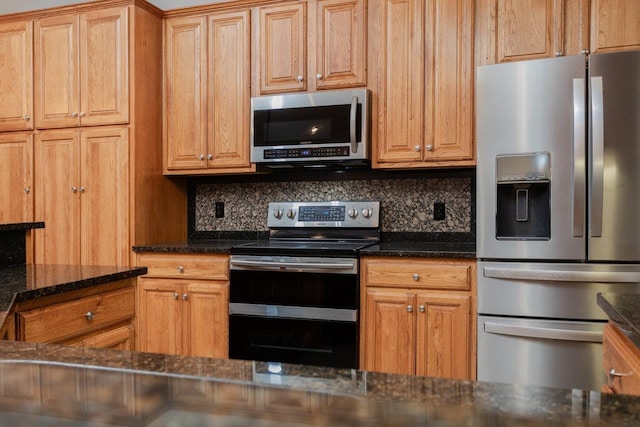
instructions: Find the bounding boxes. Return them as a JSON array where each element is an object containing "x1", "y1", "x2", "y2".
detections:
[
  {"x1": 412, "y1": 273, "x2": 419, "y2": 281},
  {"x1": 178, "y1": 265, "x2": 184, "y2": 273},
  {"x1": 609, "y1": 368, "x2": 632, "y2": 379},
  {"x1": 85, "y1": 311, "x2": 94, "y2": 321}
]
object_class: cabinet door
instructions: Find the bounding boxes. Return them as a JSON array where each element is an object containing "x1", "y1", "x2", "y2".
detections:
[
  {"x1": 79, "y1": 7, "x2": 129, "y2": 126},
  {"x1": 164, "y1": 16, "x2": 208, "y2": 171},
  {"x1": 314, "y1": 0, "x2": 366, "y2": 90},
  {"x1": 185, "y1": 281, "x2": 229, "y2": 358},
  {"x1": 137, "y1": 279, "x2": 183, "y2": 355},
  {"x1": 424, "y1": 0, "x2": 474, "y2": 163},
  {"x1": 34, "y1": 129, "x2": 81, "y2": 265},
  {"x1": 362, "y1": 288, "x2": 416, "y2": 375},
  {"x1": 207, "y1": 10, "x2": 252, "y2": 170},
  {"x1": 0, "y1": 21, "x2": 33, "y2": 131},
  {"x1": 373, "y1": 0, "x2": 424, "y2": 164},
  {"x1": 415, "y1": 293, "x2": 471, "y2": 380},
  {"x1": 34, "y1": 14, "x2": 79, "y2": 129},
  {"x1": 0, "y1": 133, "x2": 33, "y2": 223},
  {"x1": 84, "y1": 324, "x2": 135, "y2": 351},
  {"x1": 256, "y1": 2, "x2": 307, "y2": 94},
  {"x1": 80, "y1": 126, "x2": 129, "y2": 266},
  {"x1": 591, "y1": 0, "x2": 640, "y2": 53}
]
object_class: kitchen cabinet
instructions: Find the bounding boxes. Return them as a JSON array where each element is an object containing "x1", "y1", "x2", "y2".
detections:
[
  {"x1": 370, "y1": 0, "x2": 474, "y2": 168},
  {"x1": 0, "y1": 20, "x2": 33, "y2": 131},
  {"x1": 34, "y1": 6, "x2": 129, "y2": 129},
  {"x1": 602, "y1": 322, "x2": 640, "y2": 395},
  {"x1": 164, "y1": 10, "x2": 254, "y2": 174},
  {"x1": 475, "y1": 0, "x2": 640, "y2": 66},
  {"x1": 253, "y1": 0, "x2": 366, "y2": 95},
  {"x1": 360, "y1": 256, "x2": 476, "y2": 380},
  {"x1": 16, "y1": 286, "x2": 135, "y2": 347},
  {"x1": 34, "y1": 126, "x2": 129, "y2": 266},
  {"x1": 0, "y1": 133, "x2": 33, "y2": 224},
  {"x1": 136, "y1": 252, "x2": 229, "y2": 358}
]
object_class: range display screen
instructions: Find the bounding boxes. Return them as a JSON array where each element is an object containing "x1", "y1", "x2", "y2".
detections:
[{"x1": 298, "y1": 206, "x2": 345, "y2": 222}]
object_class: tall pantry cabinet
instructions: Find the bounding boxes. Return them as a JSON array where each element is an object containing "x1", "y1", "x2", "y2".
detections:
[{"x1": 0, "y1": 0, "x2": 187, "y2": 266}]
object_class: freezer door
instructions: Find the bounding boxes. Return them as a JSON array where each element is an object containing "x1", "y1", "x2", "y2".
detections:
[
  {"x1": 477, "y1": 315, "x2": 606, "y2": 391},
  {"x1": 478, "y1": 261, "x2": 640, "y2": 320},
  {"x1": 476, "y1": 55, "x2": 586, "y2": 260},
  {"x1": 589, "y1": 50, "x2": 640, "y2": 262}
]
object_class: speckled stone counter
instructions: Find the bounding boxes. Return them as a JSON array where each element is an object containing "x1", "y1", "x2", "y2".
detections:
[
  {"x1": 0, "y1": 340, "x2": 637, "y2": 426},
  {"x1": 597, "y1": 293, "x2": 640, "y2": 349},
  {"x1": 133, "y1": 239, "x2": 253, "y2": 254}
]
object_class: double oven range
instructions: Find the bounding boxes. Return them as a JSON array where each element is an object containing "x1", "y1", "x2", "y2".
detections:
[{"x1": 229, "y1": 201, "x2": 380, "y2": 369}]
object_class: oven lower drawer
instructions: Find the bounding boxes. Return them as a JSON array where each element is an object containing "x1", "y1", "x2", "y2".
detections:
[{"x1": 229, "y1": 314, "x2": 358, "y2": 369}]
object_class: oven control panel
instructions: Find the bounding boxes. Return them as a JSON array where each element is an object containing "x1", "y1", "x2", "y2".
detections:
[{"x1": 268, "y1": 201, "x2": 380, "y2": 228}]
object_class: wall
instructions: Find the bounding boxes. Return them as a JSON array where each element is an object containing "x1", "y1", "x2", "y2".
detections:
[{"x1": 189, "y1": 169, "x2": 475, "y2": 240}]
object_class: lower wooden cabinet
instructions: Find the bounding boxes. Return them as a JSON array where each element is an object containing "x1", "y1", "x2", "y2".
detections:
[
  {"x1": 602, "y1": 322, "x2": 640, "y2": 395},
  {"x1": 136, "y1": 252, "x2": 229, "y2": 358},
  {"x1": 360, "y1": 256, "x2": 476, "y2": 380},
  {"x1": 15, "y1": 285, "x2": 135, "y2": 349}
]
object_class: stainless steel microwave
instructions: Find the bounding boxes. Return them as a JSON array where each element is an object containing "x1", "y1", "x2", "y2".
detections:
[{"x1": 250, "y1": 89, "x2": 370, "y2": 167}]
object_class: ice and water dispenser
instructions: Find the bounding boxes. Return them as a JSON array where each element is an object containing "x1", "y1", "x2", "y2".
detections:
[{"x1": 495, "y1": 153, "x2": 551, "y2": 240}]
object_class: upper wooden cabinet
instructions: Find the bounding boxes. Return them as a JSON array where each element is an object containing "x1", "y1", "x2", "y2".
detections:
[
  {"x1": 476, "y1": 0, "x2": 640, "y2": 66},
  {"x1": 0, "y1": 21, "x2": 33, "y2": 131},
  {"x1": 253, "y1": 0, "x2": 367, "y2": 95},
  {"x1": 0, "y1": 133, "x2": 33, "y2": 224},
  {"x1": 164, "y1": 10, "x2": 254, "y2": 174},
  {"x1": 371, "y1": 0, "x2": 474, "y2": 168},
  {"x1": 34, "y1": 6, "x2": 129, "y2": 129}
]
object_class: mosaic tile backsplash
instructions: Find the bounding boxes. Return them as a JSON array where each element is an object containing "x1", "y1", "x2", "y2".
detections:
[{"x1": 195, "y1": 177, "x2": 472, "y2": 233}]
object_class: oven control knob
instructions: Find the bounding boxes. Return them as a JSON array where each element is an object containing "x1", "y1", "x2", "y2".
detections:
[
  {"x1": 362, "y1": 208, "x2": 372, "y2": 219},
  {"x1": 348, "y1": 208, "x2": 358, "y2": 219},
  {"x1": 273, "y1": 208, "x2": 283, "y2": 220},
  {"x1": 286, "y1": 209, "x2": 296, "y2": 219}
]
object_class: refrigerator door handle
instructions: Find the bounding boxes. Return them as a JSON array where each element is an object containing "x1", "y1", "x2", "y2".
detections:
[
  {"x1": 572, "y1": 78, "x2": 586, "y2": 237},
  {"x1": 484, "y1": 322, "x2": 603, "y2": 343},
  {"x1": 590, "y1": 76, "x2": 605, "y2": 238},
  {"x1": 483, "y1": 266, "x2": 640, "y2": 283}
]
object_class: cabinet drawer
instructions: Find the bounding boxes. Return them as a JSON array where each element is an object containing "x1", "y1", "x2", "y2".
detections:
[
  {"x1": 362, "y1": 257, "x2": 472, "y2": 290},
  {"x1": 603, "y1": 323, "x2": 640, "y2": 395},
  {"x1": 17, "y1": 287, "x2": 134, "y2": 343},
  {"x1": 137, "y1": 252, "x2": 229, "y2": 280}
]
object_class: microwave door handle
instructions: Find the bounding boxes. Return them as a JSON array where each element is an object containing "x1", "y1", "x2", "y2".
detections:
[{"x1": 350, "y1": 95, "x2": 358, "y2": 153}]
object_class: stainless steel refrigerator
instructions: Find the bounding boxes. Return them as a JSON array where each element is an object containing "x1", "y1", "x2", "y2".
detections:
[{"x1": 476, "y1": 50, "x2": 640, "y2": 391}]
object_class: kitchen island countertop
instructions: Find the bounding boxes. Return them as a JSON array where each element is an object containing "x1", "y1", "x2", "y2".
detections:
[
  {"x1": 598, "y1": 292, "x2": 640, "y2": 349},
  {"x1": 0, "y1": 339, "x2": 638, "y2": 426}
]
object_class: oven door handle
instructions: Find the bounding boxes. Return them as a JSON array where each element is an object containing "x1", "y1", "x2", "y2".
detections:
[
  {"x1": 230, "y1": 259, "x2": 356, "y2": 270},
  {"x1": 230, "y1": 303, "x2": 357, "y2": 322}
]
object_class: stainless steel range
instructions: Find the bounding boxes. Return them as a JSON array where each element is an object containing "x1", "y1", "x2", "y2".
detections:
[{"x1": 229, "y1": 201, "x2": 380, "y2": 369}]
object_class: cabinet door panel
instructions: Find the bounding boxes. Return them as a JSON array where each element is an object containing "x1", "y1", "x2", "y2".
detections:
[
  {"x1": 185, "y1": 282, "x2": 229, "y2": 358},
  {"x1": 164, "y1": 16, "x2": 207, "y2": 170},
  {"x1": 0, "y1": 133, "x2": 33, "y2": 223},
  {"x1": 374, "y1": 0, "x2": 424, "y2": 163},
  {"x1": 35, "y1": 14, "x2": 79, "y2": 129},
  {"x1": 363, "y1": 288, "x2": 415, "y2": 375},
  {"x1": 425, "y1": 0, "x2": 474, "y2": 162},
  {"x1": 415, "y1": 293, "x2": 471, "y2": 379},
  {"x1": 80, "y1": 7, "x2": 129, "y2": 126},
  {"x1": 591, "y1": 0, "x2": 640, "y2": 53},
  {"x1": 80, "y1": 127, "x2": 129, "y2": 266},
  {"x1": 83, "y1": 324, "x2": 134, "y2": 351},
  {"x1": 0, "y1": 21, "x2": 33, "y2": 131},
  {"x1": 34, "y1": 130, "x2": 80, "y2": 265},
  {"x1": 258, "y1": 2, "x2": 307, "y2": 94},
  {"x1": 315, "y1": 0, "x2": 366, "y2": 89},
  {"x1": 208, "y1": 10, "x2": 251, "y2": 169},
  {"x1": 137, "y1": 279, "x2": 183, "y2": 355}
]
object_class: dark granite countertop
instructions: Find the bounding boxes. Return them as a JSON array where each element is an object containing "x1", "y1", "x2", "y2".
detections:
[
  {"x1": 0, "y1": 340, "x2": 637, "y2": 426},
  {"x1": 597, "y1": 292, "x2": 640, "y2": 349},
  {"x1": 0, "y1": 264, "x2": 147, "y2": 328},
  {"x1": 133, "y1": 239, "x2": 252, "y2": 254},
  {"x1": 0, "y1": 222, "x2": 45, "y2": 232}
]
